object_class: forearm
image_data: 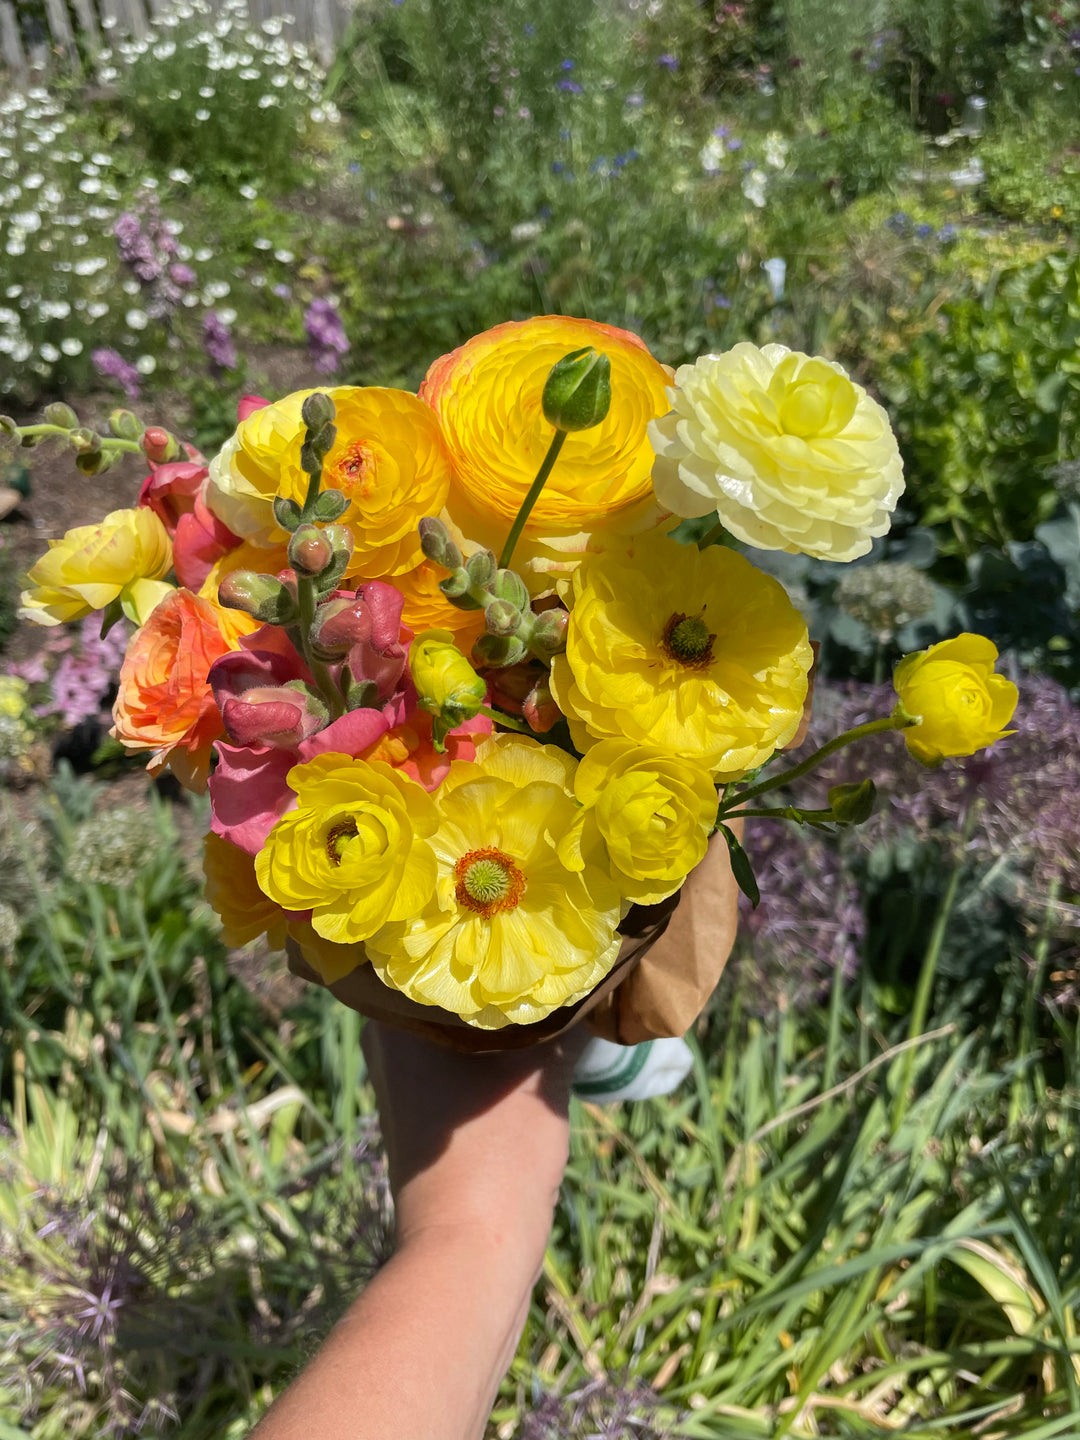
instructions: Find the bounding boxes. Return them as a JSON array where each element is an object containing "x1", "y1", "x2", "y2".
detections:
[{"x1": 251, "y1": 1223, "x2": 538, "y2": 1440}]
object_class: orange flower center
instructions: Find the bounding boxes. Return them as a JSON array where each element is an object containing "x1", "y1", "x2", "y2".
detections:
[
  {"x1": 662, "y1": 611, "x2": 715, "y2": 669},
  {"x1": 331, "y1": 441, "x2": 376, "y2": 498},
  {"x1": 454, "y1": 847, "x2": 526, "y2": 917}
]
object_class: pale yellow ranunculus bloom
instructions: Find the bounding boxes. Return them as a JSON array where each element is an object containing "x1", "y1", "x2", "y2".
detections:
[
  {"x1": 649, "y1": 342, "x2": 904, "y2": 562},
  {"x1": 20, "y1": 506, "x2": 173, "y2": 627},
  {"x1": 365, "y1": 735, "x2": 626, "y2": 1029}
]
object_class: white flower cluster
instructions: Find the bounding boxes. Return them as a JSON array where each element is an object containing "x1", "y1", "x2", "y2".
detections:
[
  {"x1": 95, "y1": 0, "x2": 334, "y2": 125},
  {"x1": 0, "y1": 88, "x2": 141, "y2": 391}
]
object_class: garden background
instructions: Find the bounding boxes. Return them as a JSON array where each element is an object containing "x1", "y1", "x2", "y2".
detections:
[{"x1": 1, "y1": 0, "x2": 1079, "y2": 1435}]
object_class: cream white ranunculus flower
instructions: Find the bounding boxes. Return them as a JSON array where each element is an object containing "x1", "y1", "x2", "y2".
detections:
[{"x1": 648, "y1": 343, "x2": 905, "y2": 562}]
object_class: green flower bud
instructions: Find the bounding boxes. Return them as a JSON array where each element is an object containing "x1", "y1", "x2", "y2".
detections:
[
  {"x1": 345, "y1": 677, "x2": 379, "y2": 710},
  {"x1": 438, "y1": 568, "x2": 485, "y2": 610},
  {"x1": 69, "y1": 426, "x2": 101, "y2": 455},
  {"x1": 419, "y1": 516, "x2": 463, "y2": 571},
  {"x1": 108, "y1": 409, "x2": 144, "y2": 441},
  {"x1": 312, "y1": 524, "x2": 355, "y2": 594},
  {"x1": 43, "y1": 402, "x2": 79, "y2": 430},
  {"x1": 274, "y1": 495, "x2": 303, "y2": 532},
  {"x1": 218, "y1": 570, "x2": 299, "y2": 624},
  {"x1": 541, "y1": 347, "x2": 612, "y2": 432},
  {"x1": 472, "y1": 632, "x2": 527, "y2": 669},
  {"x1": 465, "y1": 549, "x2": 497, "y2": 589},
  {"x1": 288, "y1": 524, "x2": 336, "y2": 576},
  {"x1": 828, "y1": 779, "x2": 877, "y2": 825},
  {"x1": 528, "y1": 607, "x2": 569, "y2": 659},
  {"x1": 313, "y1": 487, "x2": 349, "y2": 522},
  {"x1": 484, "y1": 598, "x2": 521, "y2": 636},
  {"x1": 492, "y1": 567, "x2": 529, "y2": 610},
  {"x1": 301, "y1": 392, "x2": 337, "y2": 432}
]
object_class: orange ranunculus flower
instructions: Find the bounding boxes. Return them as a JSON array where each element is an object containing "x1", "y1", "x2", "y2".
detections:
[
  {"x1": 419, "y1": 316, "x2": 673, "y2": 591},
  {"x1": 389, "y1": 559, "x2": 487, "y2": 654},
  {"x1": 112, "y1": 588, "x2": 259, "y2": 792},
  {"x1": 203, "y1": 830, "x2": 289, "y2": 949}
]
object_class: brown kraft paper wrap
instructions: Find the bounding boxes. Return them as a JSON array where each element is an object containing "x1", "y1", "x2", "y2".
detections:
[{"x1": 284, "y1": 825, "x2": 742, "y2": 1055}]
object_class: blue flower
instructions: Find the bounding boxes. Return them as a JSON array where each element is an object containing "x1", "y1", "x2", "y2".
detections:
[
  {"x1": 657, "y1": 53, "x2": 678, "y2": 70},
  {"x1": 561, "y1": 58, "x2": 575, "y2": 70},
  {"x1": 557, "y1": 79, "x2": 583, "y2": 93},
  {"x1": 937, "y1": 224, "x2": 958, "y2": 243},
  {"x1": 726, "y1": 137, "x2": 742, "y2": 151},
  {"x1": 915, "y1": 222, "x2": 933, "y2": 239},
  {"x1": 524, "y1": 22, "x2": 535, "y2": 36},
  {"x1": 551, "y1": 161, "x2": 564, "y2": 174}
]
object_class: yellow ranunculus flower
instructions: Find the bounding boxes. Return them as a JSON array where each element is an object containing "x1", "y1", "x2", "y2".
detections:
[
  {"x1": 649, "y1": 343, "x2": 905, "y2": 562},
  {"x1": 548, "y1": 529, "x2": 813, "y2": 779},
  {"x1": 206, "y1": 386, "x2": 451, "y2": 579},
  {"x1": 365, "y1": 736, "x2": 625, "y2": 1029},
  {"x1": 559, "y1": 741, "x2": 717, "y2": 905},
  {"x1": 203, "y1": 830, "x2": 289, "y2": 950},
  {"x1": 893, "y1": 633, "x2": 1018, "y2": 767},
  {"x1": 419, "y1": 316, "x2": 673, "y2": 590},
  {"x1": 19, "y1": 507, "x2": 173, "y2": 627},
  {"x1": 254, "y1": 753, "x2": 439, "y2": 946}
]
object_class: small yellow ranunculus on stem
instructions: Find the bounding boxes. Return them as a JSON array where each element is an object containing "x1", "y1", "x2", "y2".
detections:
[
  {"x1": 19, "y1": 507, "x2": 174, "y2": 628},
  {"x1": 409, "y1": 628, "x2": 488, "y2": 750},
  {"x1": 891, "y1": 633, "x2": 1018, "y2": 766}
]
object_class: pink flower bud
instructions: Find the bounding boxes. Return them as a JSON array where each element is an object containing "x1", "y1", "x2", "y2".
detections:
[
  {"x1": 237, "y1": 394, "x2": 271, "y2": 423},
  {"x1": 523, "y1": 677, "x2": 561, "y2": 732},
  {"x1": 141, "y1": 426, "x2": 177, "y2": 464},
  {"x1": 288, "y1": 524, "x2": 335, "y2": 576},
  {"x1": 220, "y1": 686, "x2": 327, "y2": 748}
]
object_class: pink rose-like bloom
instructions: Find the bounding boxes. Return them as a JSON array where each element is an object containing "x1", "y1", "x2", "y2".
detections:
[
  {"x1": 138, "y1": 460, "x2": 241, "y2": 589},
  {"x1": 138, "y1": 461, "x2": 207, "y2": 534}
]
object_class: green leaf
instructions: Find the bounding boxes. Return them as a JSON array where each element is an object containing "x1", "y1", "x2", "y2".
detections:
[{"x1": 719, "y1": 822, "x2": 759, "y2": 908}]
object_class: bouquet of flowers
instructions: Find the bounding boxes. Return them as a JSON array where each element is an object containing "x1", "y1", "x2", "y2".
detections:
[{"x1": 8, "y1": 316, "x2": 1019, "y2": 1050}]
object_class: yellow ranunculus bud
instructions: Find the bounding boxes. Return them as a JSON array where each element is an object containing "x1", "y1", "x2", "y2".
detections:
[
  {"x1": 559, "y1": 741, "x2": 717, "y2": 905},
  {"x1": 893, "y1": 633, "x2": 1018, "y2": 767},
  {"x1": 409, "y1": 628, "x2": 487, "y2": 749},
  {"x1": 19, "y1": 507, "x2": 174, "y2": 627}
]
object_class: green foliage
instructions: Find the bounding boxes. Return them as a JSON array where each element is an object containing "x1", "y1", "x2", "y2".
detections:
[
  {"x1": 877, "y1": 249, "x2": 1080, "y2": 551},
  {"x1": 790, "y1": 79, "x2": 923, "y2": 203},
  {"x1": 982, "y1": 103, "x2": 1080, "y2": 227}
]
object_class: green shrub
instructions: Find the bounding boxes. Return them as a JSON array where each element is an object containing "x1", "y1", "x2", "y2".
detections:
[{"x1": 876, "y1": 248, "x2": 1080, "y2": 552}]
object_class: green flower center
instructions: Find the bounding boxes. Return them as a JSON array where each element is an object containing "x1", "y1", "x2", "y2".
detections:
[
  {"x1": 663, "y1": 612, "x2": 715, "y2": 669},
  {"x1": 325, "y1": 818, "x2": 358, "y2": 866},
  {"x1": 454, "y1": 847, "x2": 525, "y2": 917}
]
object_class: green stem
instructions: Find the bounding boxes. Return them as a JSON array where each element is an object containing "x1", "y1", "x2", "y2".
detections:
[
  {"x1": 696, "y1": 517, "x2": 727, "y2": 550},
  {"x1": 720, "y1": 805, "x2": 836, "y2": 824},
  {"x1": 498, "y1": 429, "x2": 567, "y2": 569},
  {"x1": 15, "y1": 423, "x2": 143, "y2": 453},
  {"x1": 296, "y1": 574, "x2": 345, "y2": 720},
  {"x1": 300, "y1": 461, "x2": 323, "y2": 521},
  {"x1": 719, "y1": 715, "x2": 911, "y2": 814},
  {"x1": 479, "y1": 704, "x2": 532, "y2": 735},
  {"x1": 890, "y1": 801, "x2": 978, "y2": 1133}
]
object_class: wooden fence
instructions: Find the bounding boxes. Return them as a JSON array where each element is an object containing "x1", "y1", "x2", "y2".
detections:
[{"x1": 0, "y1": 0, "x2": 359, "y2": 78}]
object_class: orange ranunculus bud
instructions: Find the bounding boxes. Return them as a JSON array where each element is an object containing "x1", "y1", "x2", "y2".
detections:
[{"x1": 112, "y1": 588, "x2": 258, "y2": 792}]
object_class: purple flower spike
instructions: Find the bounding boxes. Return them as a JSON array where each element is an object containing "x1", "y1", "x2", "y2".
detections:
[
  {"x1": 91, "y1": 347, "x2": 141, "y2": 401},
  {"x1": 203, "y1": 311, "x2": 238, "y2": 372},
  {"x1": 304, "y1": 298, "x2": 350, "y2": 376}
]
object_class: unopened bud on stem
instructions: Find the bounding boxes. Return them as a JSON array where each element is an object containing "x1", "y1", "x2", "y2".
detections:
[{"x1": 541, "y1": 347, "x2": 612, "y2": 432}]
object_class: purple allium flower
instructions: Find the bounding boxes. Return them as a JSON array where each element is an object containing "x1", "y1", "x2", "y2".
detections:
[
  {"x1": 726, "y1": 137, "x2": 743, "y2": 151},
  {"x1": 202, "y1": 311, "x2": 237, "y2": 372},
  {"x1": 304, "y1": 297, "x2": 350, "y2": 376},
  {"x1": 113, "y1": 196, "x2": 184, "y2": 317},
  {"x1": 657, "y1": 53, "x2": 679, "y2": 70},
  {"x1": 91, "y1": 347, "x2": 141, "y2": 401},
  {"x1": 168, "y1": 262, "x2": 196, "y2": 287}
]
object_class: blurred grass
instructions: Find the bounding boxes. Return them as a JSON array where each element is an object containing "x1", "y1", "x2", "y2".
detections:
[{"x1": 1, "y1": 774, "x2": 1077, "y2": 1437}]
